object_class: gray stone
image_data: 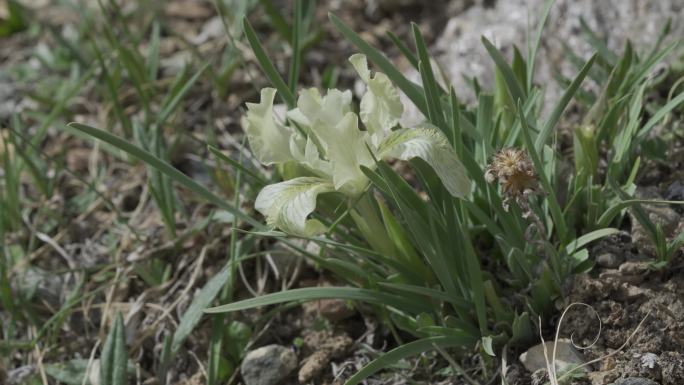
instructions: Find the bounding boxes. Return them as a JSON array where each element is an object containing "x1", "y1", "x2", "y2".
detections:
[
  {"x1": 624, "y1": 284, "x2": 649, "y2": 300},
  {"x1": 400, "y1": 0, "x2": 684, "y2": 126},
  {"x1": 615, "y1": 378, "x2": 660, "y2": 385},
  {"x1": 665, "y1": 181, "x2": 684, "y2": 202},
  {"x1": 596, "y1": 252, "x2": 623, "y2": 268},
  {"x1": 618, "y1": 261, "x2": 650, "y2": 276},
  {"x1": 519, "y1": 339, "x2": 586, "y2": 373},
  {"x1": 641, "y1": 353, "x2": 659, "y2": 370},
  {"x1": 241, "y1": 344, "x2": 297, "y2": 385}
]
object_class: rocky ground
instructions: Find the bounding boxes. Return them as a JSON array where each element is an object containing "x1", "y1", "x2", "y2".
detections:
[{"x1": 2, "y1": 1, "x2": 683, "y2": 385}]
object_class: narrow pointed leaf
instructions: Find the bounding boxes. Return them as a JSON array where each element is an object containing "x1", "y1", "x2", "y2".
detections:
[
  {"x1": 481, "y1": 36, "x2": 526, "y2": 104},
  {"x1": 157, "y1": 62, "x2": 210, "y2": 127},
  {"x1": 243, "y1": 18, "x2": 296, "y2": 107},
  {"x1": 171, "y1": 265, "x2": 232, "y2": 354},
  {"x1": 344, "y1": 335, "x2": 477, "y2": 385},
  {"x1": 565, "y1": 228, "x2": 619, "y2": 254},
  {"x1": 536, "y1": 53, "x2": 596, "y2": 150},
  {"x1": 100, "y1": 313, "x2": 127, "y2": 385},
  {"x1": 527, "y1": 0, "x2": 554, "y2": 90},
  {"x1": 204, "y1": 287, "x2": 432, "y2": 314}
]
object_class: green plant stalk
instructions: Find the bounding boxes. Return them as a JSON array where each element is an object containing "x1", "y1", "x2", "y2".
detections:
[
  {"x1": 377, "y1": 199, "x2": 433, "y2": 284},
  {"x1": 349, "y1": 193, "x2": 397, "y2": 258}
]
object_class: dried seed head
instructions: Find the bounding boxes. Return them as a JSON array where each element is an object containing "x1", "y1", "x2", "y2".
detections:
[
  {"x1": 487, "y1": 149, "x2": 549, "y2": 251},
  {"x1": 485, "y1": 148, "x2": 540, "y2": 209}
]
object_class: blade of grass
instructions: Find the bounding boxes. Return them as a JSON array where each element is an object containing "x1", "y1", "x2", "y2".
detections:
[
  {"x1": 287, "y1": 0, "x2": 302, "y2": 92},
  {"x1": 243, "y1": 18, "x2": 296, "y2": 107},
  {"x1": 1, "y1": 132, "x2": 21, "y2": 230},
  {"x1": 258, "y1": 0, "x2": 292, "y2": 41},
  {"x1": 481, "y1": 36, "x2": 526, "y2": 104},
  {"x1": 460, "y1": 224, "x2": 488, "y2": 334},
  {"x1": 517, "y1": 102, "x2": 568, "y2": 243},
  {"x1": 157, "y1": 334, "x2": 172, "y2": 384},
  {"x1": 448, "y1": 87, "x2": 463, "y2": 151},
  {"x1": 527, "y1": 0, "x2": 554, "y2": 90},
  {"x1": 635, "y1": 91, "x2": 684, "y2": 140},
  {"x1": 579, "y1": 17, "x2": 617, "y2": 66},
  {"x1": 343, "y1": 335, "x2": 477, "y2": 385},
  {"x1": 609, "y1": 84, "x2": 645, "y2": 177},
  {"x1": 608, "y1": 180, "x2": 657, "y2": 237},
  {"x1": 207, "y1": 316, "x2": 224, "y2": 385},
  {"x1": 413, "y1": 22, "x2": 446, "y2": 131},
  {"x1": 209, "y1": 146, "x2": 249, "y2": 385},
  {"x1": 111, "y1": 37, "x2": 152, "y2": 119},
  {"x1": 536, "y1": 53, "x2": 596, "y2": 150},
  {"x1": 419, "y1": 61, "x2": 445, "y2": 130},
  {"x1": 597, "y1": 199, "x2": 684, "y2": 229},
  {"x1": 171, "y1": 264, "x2": 232, "y2": 354},
  {"x1": 0, "y1": 248, "x2": 17, "y2": 317},
  {"x1": 8, "y1": 120, "x2": 49, "y2": 196},
  {"x1": 412, "y1": 23, "x2": 445, "y2": 98},
  {"x1": 628, "y1": 41, "x2": 678, "y2": 86},
  {"x1": 564, "y1": 228, "x2": 619, "y2": 254},
  {"x1": 645, "y1": 19, "x2": 671, "y2": 60},
  {"x1": 147, "y1": 21, "x2": 161, "y2": 81},
  {"x1": 204, "y1": 287, "x2": 432, "y2": 314},
  {"x1": 100, "y1": 312, "x2": 127, "y2": 385},
  {"x1": 512, "y1": 46, "x2": 528, "y2": 93},
  {"x1": 387, "y1": 30, "x2": 418, "y2": 70},
  {"x1": 378, "y1": 283, "x2": 470, "y2": 312},
  {"x1": 157, "y1": 62, "x2": 210, "y2": 127},
  {"x1": 92, "y1": 41, "x2": 133, "y2": 137},
  {"x1": 208, "y1": 145, "x2": 267, "y2": 184}
]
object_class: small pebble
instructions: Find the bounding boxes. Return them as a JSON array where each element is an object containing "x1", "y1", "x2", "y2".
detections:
[
  {"x1": 240, "y1": 345, "x2": 297, "y2": 385},
  {"x1": 641, "y1": 353, "x2": 658, "y2": 369},
  {"x1": 519, "y1": 339, "x2": 585, "y2": 373},
  {"x1": 596, "y1": 252, "x2": 622, "y2": 268},
  {"x1": 665, "y1": 181, "x2": 684, "y2": 202}
]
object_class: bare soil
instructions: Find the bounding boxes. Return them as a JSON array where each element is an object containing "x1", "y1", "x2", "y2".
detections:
[{"x1": 559, "y1": 252, "x2": 684, "y2": 385}]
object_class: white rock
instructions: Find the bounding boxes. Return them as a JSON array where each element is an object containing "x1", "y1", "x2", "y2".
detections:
[
  {"x1": 401, "y1": 0, "x2": 684, "y2": 126},
  {"x1": 519, "y1": 339, "x2": 586, "y2": 373},
  {"x1": 640, "y1": 352, "x2": 659, "y2": 369}
]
